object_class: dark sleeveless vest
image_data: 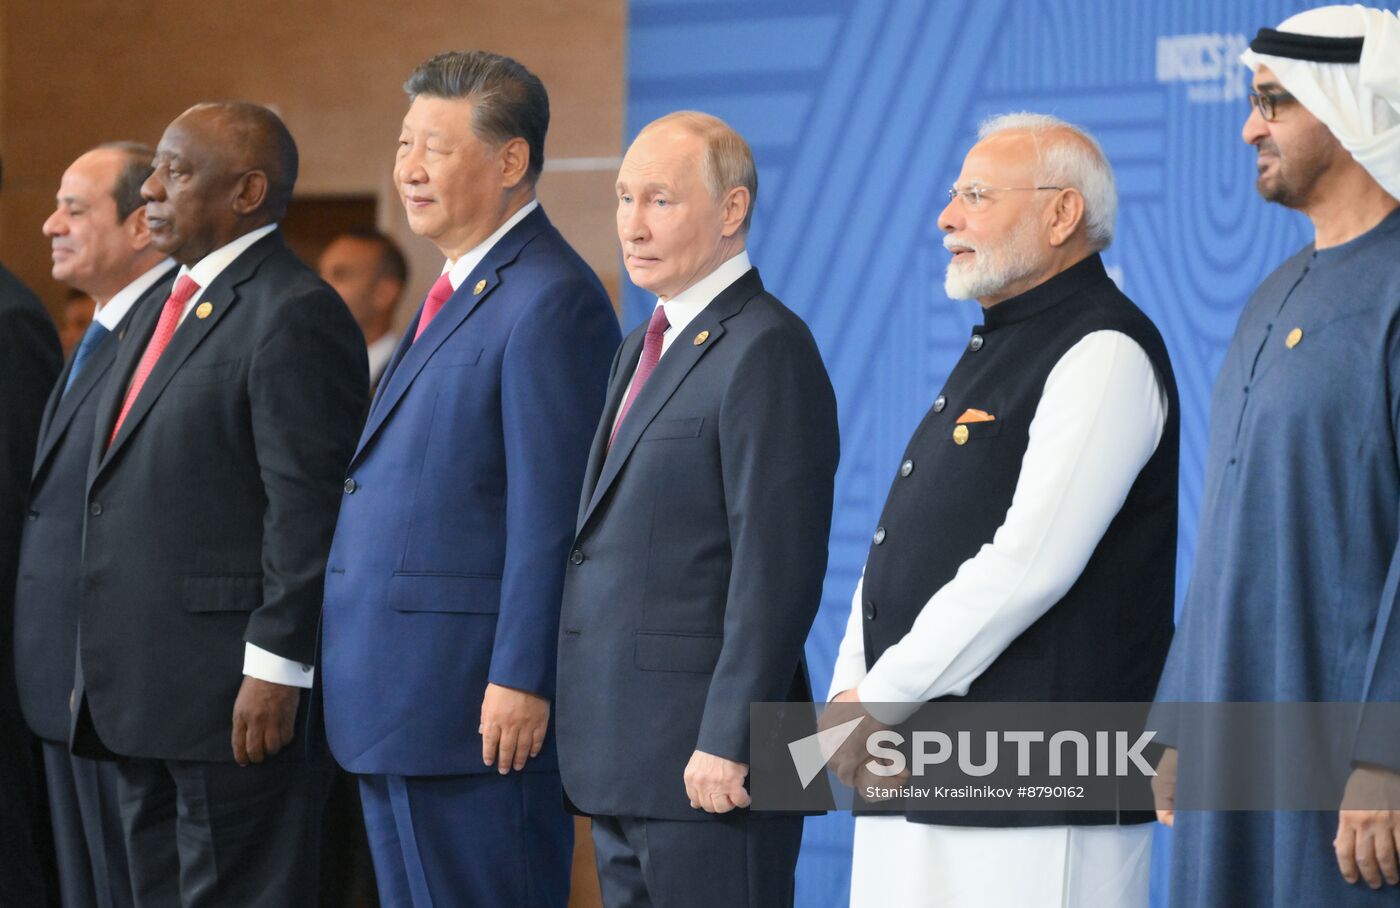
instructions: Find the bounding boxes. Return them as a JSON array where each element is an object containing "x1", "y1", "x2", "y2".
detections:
[{"x1": 860, "y1": 254, "x2": 1179, "y2": 827}]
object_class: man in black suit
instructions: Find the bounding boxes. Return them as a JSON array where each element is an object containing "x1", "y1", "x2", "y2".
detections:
[
  {"x1": 0, "y1": 154, "x2": 64, "y2": 908},
  {"x1": 555, "y1": 111, "x2": 840, "y2": 908},
  {"x1": 15, "y1": 141, "x2": 174, "y2": 908},
  {"x1": 73, "y1": 103, "x2": 367, "y2": 907}
]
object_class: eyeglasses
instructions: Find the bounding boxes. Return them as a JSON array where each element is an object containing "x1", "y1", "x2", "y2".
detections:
[
  {"x1": 946, "y1": 185, "x2": 1065, "y2": 209},
  {"x1": 1247, "y1": 90, "x2": 1296, "y2": 122}
]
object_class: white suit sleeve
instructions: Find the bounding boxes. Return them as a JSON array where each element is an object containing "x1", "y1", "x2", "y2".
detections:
[
  {"x1": 827, "y1": 572, "x2": 869, "y2": 699},
  {"x1": 856, "y1": 330, "x2": 1167, "y2": 717}
]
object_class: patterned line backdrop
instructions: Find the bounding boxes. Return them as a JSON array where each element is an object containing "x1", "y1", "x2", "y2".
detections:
[{"x1": 626, "y1": 1, "x2": 1320, "y2": 904}]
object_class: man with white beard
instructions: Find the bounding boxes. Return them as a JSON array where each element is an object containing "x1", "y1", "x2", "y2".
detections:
[{"x1": 826, "y1": 113, "x2": 1179, "y2": 907}]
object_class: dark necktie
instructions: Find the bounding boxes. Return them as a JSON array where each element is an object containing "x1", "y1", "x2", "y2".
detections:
[
  {"x1": 63, "y1": 320, "x2": 110, "y2": 394},
  {"x1": 609, "y1": 303, "x2": 670, "y2": 449},
  {"x1": 108, "y1": 275, "x2": 200, "y2": 447},
  {"x1": 413, "y1": 273, "x2": 457, "y2": 342}
]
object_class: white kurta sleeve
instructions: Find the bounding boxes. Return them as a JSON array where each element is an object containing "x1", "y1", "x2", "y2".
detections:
[
  {"x1": 855, "y1": 330, "x2": 1167, "y2": 718},
  {"x1": 827, "y1": 572, "x2": 869, "y2": 700}
]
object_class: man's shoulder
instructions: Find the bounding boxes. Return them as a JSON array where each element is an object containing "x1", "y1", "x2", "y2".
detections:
[{"x1": 0, "y1": 262, "x2": 46, "y2": 318}]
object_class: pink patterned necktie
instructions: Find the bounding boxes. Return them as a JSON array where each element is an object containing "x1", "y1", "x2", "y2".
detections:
[
  {"x1": 609, "y1": 303, "x2": 670, "y2": 449},
  {"x1": 107, "y1": 274, "x2": 200, "y2": 448},
  {"x1": 413, "y1": 273, "x2": 457, "y2": 342}
]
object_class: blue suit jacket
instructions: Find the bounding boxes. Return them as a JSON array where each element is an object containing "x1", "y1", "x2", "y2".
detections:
[
  {"x1": 321, "y1": 206, "x2": 620, "y2": 775},
  {"x1": 556, "y1": 268, "x2": 840, "y2": 820}
]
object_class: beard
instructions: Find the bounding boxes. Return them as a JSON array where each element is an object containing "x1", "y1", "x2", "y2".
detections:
[
  {"x1": 943, "y1": 217, "x2": 1043, "y2": 301},
  {"x1": 1253, "y1": 137, "x2": 1330, "y2": 209}
]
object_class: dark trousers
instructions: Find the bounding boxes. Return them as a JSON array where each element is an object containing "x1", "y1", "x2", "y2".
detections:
[
  {"x1": 590, "y1": 813, "x2": 804, "y2": 908},
  {"x1": 41, "y1": 741, "x2": 131, "y2": 908},
  {"x1": 0, "y1": 718, "x2": 55, "y2": 907},
  {"x1": 115, "y1": 753, "x2": 330, "y2": 908},
  {"x1": 358, "y1": 771, "x2": 572, "y2": 908}
]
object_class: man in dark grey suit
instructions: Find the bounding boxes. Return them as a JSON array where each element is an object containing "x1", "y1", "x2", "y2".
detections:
[
  {"x1": 73, "y1": 103, "x2": 366, "y2": 907},
  {"x1": 0, "y1": 154, "x2": 64, "y2": 908},
  {"x1": 15, "y1": 141, "x2": 175, "y2": 908},
  {"x1": 555, "y1": 111, "x2": 840, "y2": 908}
]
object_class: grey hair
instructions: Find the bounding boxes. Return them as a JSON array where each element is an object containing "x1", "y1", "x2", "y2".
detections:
[
  {"x1": 639, "y1": 111, "x2": 758, "y2": 234},
  {"x1": 405, "y1": 50, "x2": 549, "y2": 186},
  {"x1": 977, "y1": 112, "x2": 1117, "y2": 251}
]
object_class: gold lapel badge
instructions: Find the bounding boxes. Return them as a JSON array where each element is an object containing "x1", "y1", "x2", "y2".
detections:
[
  {"x1": 195, "y1": 302, "x2": 213, "y2": 320},
  {"x1": 693, "y1": 330, "x2": 710, "y2": 346},
  {"x1": 952, "y1": 425, "x2": 970, "y2": 445},
  {"x1": 473, "y1": 279, "x2": 487, "y2": 295},
  {"x1": 1285, "y1": 327, "x2": 1303, "y2": 349}
]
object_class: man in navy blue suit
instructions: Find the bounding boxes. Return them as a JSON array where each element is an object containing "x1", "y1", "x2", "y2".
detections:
[
  {"x1": 320, "y1": 50, "x2": 620, "y2": 907},
  {"x1": 16, "y1": 141, "x2": 174, "y2": 908},
  {"x1": 555, "y1": 112, "x2": 840, "y2": 908}
]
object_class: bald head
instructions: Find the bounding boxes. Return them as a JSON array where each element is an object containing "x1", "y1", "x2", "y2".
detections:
[{"x1": 142, "y1": 102, "x2": 300, "y2": 265}]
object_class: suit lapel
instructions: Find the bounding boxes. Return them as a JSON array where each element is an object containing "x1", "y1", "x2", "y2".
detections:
[
  {"x1": 350, "y1": 206, "x2": 551, "y2": 465},
  {"x1": 94, "y1": 236, "x2": 281, "y2": 477},
  {"x1": 578, "y1": 269, "x2": 763, "y2": 532},
  {"x1": 575, "y1": 331, "x2": 644, "y2": 527},
  {"x1": 33, "y1": 270, "x2": 175, "y2": 481}
]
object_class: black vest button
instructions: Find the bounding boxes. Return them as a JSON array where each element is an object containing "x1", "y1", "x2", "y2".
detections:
[
  {"x1": 344, "y1": 478, "x2": 357, "y2": 494},
  {"x1": 969, "y1": 334, "x2": 984, "y2": 352},
  {"x1": 873, "y1": 527, "x2": 886, "y2": 545},
  {"x1": 933, "y1": 396, "x2": 946, "y2": 413},
  {"x1": 900, "y1": 460, "x2": 914, "y2": 477},
  {"x1": 89, "y1": 502, "x2": 102, "y2": 516},
  {"x1": 863, "y1": 600, "x2": 877, "y2": 620},
  {"x1": 570, "y1": 549, "x2": 585, "y2": 565}
]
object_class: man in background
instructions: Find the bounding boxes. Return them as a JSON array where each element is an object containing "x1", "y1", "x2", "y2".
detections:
[
  {"x1": 16, "y1": 141, "x2": 174, "y2": 908},
  {"x1": 319, "y1": 227, "x2": 407, "y2": 389}
]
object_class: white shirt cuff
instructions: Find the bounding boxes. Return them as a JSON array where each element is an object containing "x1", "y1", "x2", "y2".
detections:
[{"x1": 243, "y1": 642, "x2": 314, "y2": 688}]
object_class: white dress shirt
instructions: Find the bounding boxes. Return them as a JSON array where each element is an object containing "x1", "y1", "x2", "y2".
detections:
[
  {"x1": 610, "y1": 249, "x2": 751, "y2": 436},
  {"x1": 94, "y1": 258, "x2": 174, "y2": 329},
  {"x1": 828, "y1": 330, "x2": 1168, "y2": 719},
  {"x1": 365, "y1": 331, "x2": 400, "y2": 387}
]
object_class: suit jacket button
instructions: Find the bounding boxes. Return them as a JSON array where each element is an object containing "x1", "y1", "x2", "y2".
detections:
[
  {"x1": 933, "y1": 396, "x2": 946, "y2": 413},
  {"x1": 89, "y1": 502, "x2": 102, "y2": 516},
  {"x1": 570, "y1": 549, "x2": 585, "y2": 565},
  {"x1": 344, "y1": 478, "x2": 357, "y2": 494},
  {"x1": 873, "y1": 527, "x2": 886, "y2": 545},
  {"x1": 969, "y1": 334, "x2": 984, "y2": 352},
  {"x1": 26, "y1": 509, "x2": 38, "y2": 521},
  {"x1": 863, "y1": 600, "x2": 876, "y2": 620},
  {"x1": 900, "y1": 460, "x2": 914, "y2": 478}
]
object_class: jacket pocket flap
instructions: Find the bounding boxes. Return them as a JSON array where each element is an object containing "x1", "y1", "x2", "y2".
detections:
[
  {"x1": 634, "y1": 631, "x2": 723, "y2": 673},
  {"x1": 641, "y1": 418, "x2": 704, "y2": 442},
  {"x1": 388, "y1": 573, "x2": 501, "y2": 613},
  {"x1": 182, "y1": 574, "x2": 262, "y2": 612}
]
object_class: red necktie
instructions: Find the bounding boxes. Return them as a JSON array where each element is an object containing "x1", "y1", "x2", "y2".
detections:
[
  {"x1": 107, "y1": 275, "x2": 200, "y2": 448},
  {"x1": 413, "y1": 273, "x2": 457, "y2": 342},
  {"x1": 609, "y1": 304, "x2": 669, "y2": 449}
]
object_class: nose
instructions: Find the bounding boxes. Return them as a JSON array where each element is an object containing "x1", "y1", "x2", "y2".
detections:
[
  {"x1": 618, "y1": 200, "x2": 647, "y2": 244},
  {"x1": 396, "y1": 144, "x2": 426, "y2": 186},
  {"x1": 1242, "y1": 105, "x2": 1269, "y2": 146},
  {"x1": 42, "y1": 207, "x2": 65, "y2": 238},
  {"x1": 140, "y1": 170, "x2": 163, "y2": 203},
  {"x1": 936, "y1": 196, "x2": 962, "y2": 234}
]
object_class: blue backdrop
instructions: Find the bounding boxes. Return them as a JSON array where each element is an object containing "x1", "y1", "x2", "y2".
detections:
[{"x1": 624, "y1": 1, "x2": 1319, "y2": 904}]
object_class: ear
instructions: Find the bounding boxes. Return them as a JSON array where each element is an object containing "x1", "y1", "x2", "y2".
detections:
[
  {"x1": 499, "y1": 137, "x2": 531, "y2": 190},
  {"x1": 1046, "y1": 188, "x2": 1085, "y2": 247},
  {"x1": 124, "y1": 205, "x2": 154, "y2": 252},
  {"x1": 232, "y1": 170, "x2": 270, "y2": 216},
  {"x1": 719, "y1": 185, "x2": 750, "y2": 238}
]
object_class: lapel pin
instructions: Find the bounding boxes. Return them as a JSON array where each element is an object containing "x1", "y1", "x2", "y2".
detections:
[
  {"x1": 1285, "y1": 327, "x2": 1303, "y2": 349},
  {"x1": 952, "y1": 425, "x2": 970, "y2": 445},
  {"x1": 693, "y1": 330, "x2": 710, "y2": 346},
  {"x1": 474, "y1": 279, "x2": 487, "y2": 295},
  {"x1": 195, "y1": 302, "x2": 213, "y2": 319}
]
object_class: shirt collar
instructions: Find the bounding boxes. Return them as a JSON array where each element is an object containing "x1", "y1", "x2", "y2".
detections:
[
  {"x1": 654, "y1": 249, "x2": 752, "y2": 333},
  {"x1": 178, "y1": 222, "x2": 278, "y2": 292},
  {"x1": 95, "y1": 258, "x2": 176, "y2": 330},
  {"x1": 444, "y1": 199, "x2": 540, "y2": 289},
  {"x1": 980, "y1": 253, "x2": 1109, "y2": 331}
]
